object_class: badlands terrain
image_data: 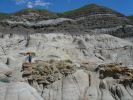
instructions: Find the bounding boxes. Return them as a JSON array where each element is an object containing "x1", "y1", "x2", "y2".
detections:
[{"x1": 0, "y1": 4, "x2": 133, "y2": 100}]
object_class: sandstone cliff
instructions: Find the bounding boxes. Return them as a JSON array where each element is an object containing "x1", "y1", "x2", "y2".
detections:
[{"x1": 0, "y1": 33, "x2": 132, "y2": 100}]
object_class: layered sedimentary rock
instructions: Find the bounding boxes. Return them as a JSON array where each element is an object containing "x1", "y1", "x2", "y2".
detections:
[
  {"x1": 21, "y1": 62, "x2": 133, "y2": 100},
  {"x1": 0, "y1": 4, "x2": 133, "y2": 37},
  {"x1": 0, "y1": 33, "x2": 132, "y2": 100},
  {"x1": 0, "y1": 3, "x2": 133, "y2": 100},
  {"x1": 22, "y1": 60, "x2": 76, "y2": 87}
]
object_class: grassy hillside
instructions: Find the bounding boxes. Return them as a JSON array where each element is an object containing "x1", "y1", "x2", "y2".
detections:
[
  {"x1": 127, "y1": 16, "x2": 133, "y2": 25},
  {"x1": 0, "y1": 4, "x2": 128, "y2": 21},
  {"x1": 58, "y1": 4, "x2": 124, "y2": 18},
  {"x1": 0, "y1": 4, "x2": 125, "y2": 20},
  {"x1": 14, "y1": 8, "x2": 58, "y2": 19},
  {"x1": 0, "y1": 13, "x2": 10, "y2": 20}
]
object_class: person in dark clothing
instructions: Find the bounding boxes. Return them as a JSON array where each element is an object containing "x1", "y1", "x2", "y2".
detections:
[{"x1": 28, "y1": 54, "x2": 32, "y2": 63}]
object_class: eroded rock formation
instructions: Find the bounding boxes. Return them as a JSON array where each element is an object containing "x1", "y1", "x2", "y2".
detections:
[
  {"x1": 0, "y1": 33, "x2": 132, "y2": 100},
  {"x1": 22, "y1": 60, "x2": 76, "y2": 87}
]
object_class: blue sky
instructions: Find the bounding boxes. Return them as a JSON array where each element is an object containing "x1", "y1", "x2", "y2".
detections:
[{"x1": 0, "y1": 0, "x2": 133, "y2": 16}]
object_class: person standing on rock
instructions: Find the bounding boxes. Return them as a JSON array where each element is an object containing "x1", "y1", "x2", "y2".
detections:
[
  {"x1": 25, "y1": 52, "x2": 35, "y2": 63},
  {"x1": 28, "y1": 53, "x2": 32, "y2": 63}
]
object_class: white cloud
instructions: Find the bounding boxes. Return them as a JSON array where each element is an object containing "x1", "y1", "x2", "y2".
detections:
[
  {"x1": 14, "y1": 0, "x2": 51, "y2": 8},
  {"x1": 27, "y1": 1, "x2": 33, "y2": 8},
  {"x1": 35, "y1": 0, "x2": 51, "y2": 6},
  {"x1": 15, "y1": 0, "x2": 28, "y2": 5}
]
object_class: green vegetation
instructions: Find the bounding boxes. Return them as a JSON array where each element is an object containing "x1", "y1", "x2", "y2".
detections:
[
  {"x1": 0, "y1": 4, "x2": 127, "y2": 21},
  {"x1": 128, "y1": 16, "x2": 133, "y2": 19},
  {"x1": 127, "y1": 16, "x2": 133, "y2": 24},
  {"x1": 0, "y1": 13, "x2": 10, "y2": 20},
  {"x1": 14, "y1": 8, "x2": 49, "y2": 15},
  {"x1": 14, "y1": 8, "x2": 58, "y2": 19},
  {"x1": 59, "y1": 4, "x2": 124, "y2": 18}
]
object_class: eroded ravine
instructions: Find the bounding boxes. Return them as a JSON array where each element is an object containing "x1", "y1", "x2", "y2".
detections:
[{"x1": 0, "y1": 33, "x2": 133, "y2": 100}]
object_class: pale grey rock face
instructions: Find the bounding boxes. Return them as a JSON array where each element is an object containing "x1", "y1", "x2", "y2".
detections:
[
  {"x1": 0, "y1": 82, "x2": 43, "y2": 100},
  {"x1": 0, "y1": 33, "x2": 133, "y2": 100},
  {"x1": 124, "y1": 36, "x2": 133, "y2": 43},
  {"x1": 0, "y1": 33, "x2": 132, "y2": 67},
  {"x1": 41, "y1": 69, "x2": 133, "y2": 100},
  {"x1": 5, "y1": 18, "x2": 74, "y2": 26}
]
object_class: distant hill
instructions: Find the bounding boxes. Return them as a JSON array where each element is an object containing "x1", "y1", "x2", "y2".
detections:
[
  {"x1": 12, "y1": 8, "x2": 58, "y2": 21},
  {"x1": 0, "y1": 4, "x2": 132, "y2": 37},
  {"x1": 127, "y1": 16, "x2": 133, "y2": 25},
  {"x1": 14, "y1": 8, "x2": 57, "y2": 17},
  {"x1": 0, "y1": 4, "x2": 126, "y2": 20},
  {"x1": 59, "y1": 4, "x2": 124, "y2": 18},
  {"x1": 58, "y1": 4, "x2": 128, "y2": 30},
  {"x1": 0, "y1": 13, "x2": 10, "y2": 20}
]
